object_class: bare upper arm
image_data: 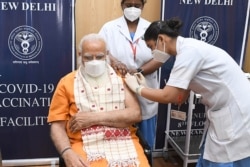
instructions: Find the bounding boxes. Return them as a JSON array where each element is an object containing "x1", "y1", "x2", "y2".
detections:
[{"x1": 123, "y1": 82, "x2": 141, "y2": 115}]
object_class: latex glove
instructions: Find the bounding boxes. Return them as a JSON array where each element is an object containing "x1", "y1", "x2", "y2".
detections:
[
  {"x1": 134, "y1": 72, "x2": 148, "y2": 87},
  {"x1": 125, "y1": 73, "x2": 144, "y2": 95},
  {"x1": 124, "y1": 73, "x2": 139, "y2": 93}
]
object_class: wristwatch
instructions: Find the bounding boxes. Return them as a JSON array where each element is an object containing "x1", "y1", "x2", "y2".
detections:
[{"x1": 136, "y1": 68, "x2": 144, "y2": 74}]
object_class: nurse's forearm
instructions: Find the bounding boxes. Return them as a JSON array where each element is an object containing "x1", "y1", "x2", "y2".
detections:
[
  {"x1": 139, "y1": 86, "x2": 189, "y2": 104},
  {"x1": 140, "y1": 59, "x2": 163, "y2": 75}
]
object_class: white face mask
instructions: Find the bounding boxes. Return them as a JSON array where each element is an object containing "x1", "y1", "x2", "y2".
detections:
[
  {"x1": 83, "y1": 60, "x2": 106, "y2": 78},
  {"x1": 124, "y1": 7, "x2": 141, "y2": 22},
  {"x1": 152, "y1": 40, "x2": 171, "y2": 63}
]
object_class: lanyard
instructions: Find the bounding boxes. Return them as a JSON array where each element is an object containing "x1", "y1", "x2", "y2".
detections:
[{"x1": 129, "y1": 39, "x2": 139, "y2": 61}]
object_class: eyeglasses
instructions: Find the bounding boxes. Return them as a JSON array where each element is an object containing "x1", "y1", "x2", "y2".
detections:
[
  {"x1": 123, "y1": 3, "x2": 143, "y2": 8},
  {"x1": 82, "y1": 53, "x2": 106, "y2": 61}
]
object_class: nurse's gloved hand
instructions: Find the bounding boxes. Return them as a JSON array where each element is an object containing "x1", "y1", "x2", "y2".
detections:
[
  {"x1": 125, "y1": 73, "x2": 144, "y2": 95},
  {"x1": 134, "y1": 72, "x2": 148, "y2": 87},
  {"x1": 124, "y1": 73, "x2": 139, "y2": 93}
]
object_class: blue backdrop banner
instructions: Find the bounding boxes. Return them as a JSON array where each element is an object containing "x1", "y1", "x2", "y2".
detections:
[
  {"x1": 162, "y1": 0, "x2": 250, "y2": 66},
  {"x1": 0, "y1": 0, "x2": 75, "y2": 160},
  {"x1": 154, "y1": 0, "x2": 250, "y2": 150}
]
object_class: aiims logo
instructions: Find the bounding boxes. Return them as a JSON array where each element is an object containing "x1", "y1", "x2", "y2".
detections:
[
  {"x1": 8, "y1": 25, "x2": 42, "y2": 60},
  {"x1": 189, "y1": 16, "x2": 219, "y2": 45}
]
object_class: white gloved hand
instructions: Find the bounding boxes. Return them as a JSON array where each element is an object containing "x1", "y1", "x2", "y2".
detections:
[
  {"x1": 124, "y1": 73, "x2": 139, "y2": 93},
  {"x1": 134, "y1": 72, "x2": 148, "y2": 87},
  {"x1": 125, "y1": 73, "x2": 144, "y2": 95}
]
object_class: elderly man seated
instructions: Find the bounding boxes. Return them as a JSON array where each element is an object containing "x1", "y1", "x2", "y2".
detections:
[{"x1": 47, "y1": 33, "x2": 150, "y2": 167}]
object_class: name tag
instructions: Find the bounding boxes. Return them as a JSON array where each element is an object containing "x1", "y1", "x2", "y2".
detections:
[{"x1": 171, "y1": 110, "x2": 186, "y2": 121}]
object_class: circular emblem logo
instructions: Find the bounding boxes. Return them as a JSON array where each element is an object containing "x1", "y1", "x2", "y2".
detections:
[
  {"x1": 189, "y1": 16, "x2": 219, "y2": 45},
  {"x1": 8, "y1": 25, "x2": 42, "y2": 60}
]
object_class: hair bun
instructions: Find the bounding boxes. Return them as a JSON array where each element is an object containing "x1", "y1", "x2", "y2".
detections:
[{"x1": 168, "y1": 17, "x2": 182, "y2": 30}]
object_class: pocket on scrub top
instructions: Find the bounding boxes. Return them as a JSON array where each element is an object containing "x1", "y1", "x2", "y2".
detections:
[{"x1": 208, "y1": 106, "x2": 235, "y2": 141}]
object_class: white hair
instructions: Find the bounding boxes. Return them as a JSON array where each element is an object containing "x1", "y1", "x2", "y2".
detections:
[
  {"x1": 78, "y1": 33, "x2": 107, "y2": 54},
  {"x1": 77, "y1": 33, "x2": 110, "y2": 68}
]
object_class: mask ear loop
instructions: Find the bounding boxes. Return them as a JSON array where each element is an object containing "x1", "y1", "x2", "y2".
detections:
[
  {"x1": 155, "y1": 38, "x2": 159, "y2": 50},
  {"x1": 106, "y1": 54, "x2": 111, "y2": 65},
  {"x1": 155, "y1": 35, "x2": 166, "y2": 53},
  {"x1": 155, "y1": 21, "x2": 163, "y2": 50},
  {"x1": 163, "y1": 41, "x2": 166, "y2": 53}
]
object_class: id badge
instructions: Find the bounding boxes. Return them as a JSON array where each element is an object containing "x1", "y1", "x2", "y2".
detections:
[{"x1": 170, "y1": 109, "x2": 186, "y2": 121}]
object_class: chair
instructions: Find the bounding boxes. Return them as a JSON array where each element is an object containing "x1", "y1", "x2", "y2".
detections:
[
  {"x1": 59, "y1": 130, "x2": 152, "y2": 167},
  {"x1": 136, "y1": 129, "x2": 152, "y2": 166}
]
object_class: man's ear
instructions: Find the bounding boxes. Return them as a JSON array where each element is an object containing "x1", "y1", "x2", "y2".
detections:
[{"x1": 78, "y1": 51, "x2": 81, "y2": 56}]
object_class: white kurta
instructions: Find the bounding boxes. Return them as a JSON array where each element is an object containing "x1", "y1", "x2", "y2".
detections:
[
  {"x1": 99, "y1": 16, "x2": 159, "y2": 120},
  {"x1": 167, "y1": 36, "x2": 250, "y2": 162}
]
